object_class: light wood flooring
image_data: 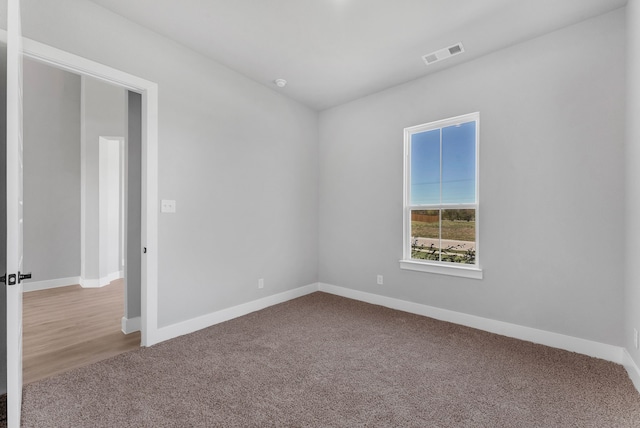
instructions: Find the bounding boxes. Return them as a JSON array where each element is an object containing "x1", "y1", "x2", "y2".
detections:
[{"x1": 22, "y1": 279, "x2": 141, "y2": 385}]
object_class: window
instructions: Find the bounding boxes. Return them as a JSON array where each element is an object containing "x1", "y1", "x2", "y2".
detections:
[{"x1": 400, "y1": 112, "x2": 482, "y2": 279}]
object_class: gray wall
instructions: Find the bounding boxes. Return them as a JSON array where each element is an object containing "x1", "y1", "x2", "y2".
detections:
[
  {"x1": 21, "y1": 61, "x2": 128, "y2": 287},
  {"x1": 318, "y1": 9, "x2": 626, "y2": 346},
  {"x1": 626, "y1": 0, "x2": 640, "y2": 368},
  {"x1": 125, "y1": 91, "x2": 141, "y2": 320},
  {"x1": 82, "y1": 76, "x2": 125, "y2": 283},
  {"x1": 23, "y1": 59, "x2": 81, "y2": 282},
  {"x1": 20, "y1": 0, "x2": 627, "y2": 353},
  {"x1": 22, "y1": 0, "x2": 319, "y2": 328}
]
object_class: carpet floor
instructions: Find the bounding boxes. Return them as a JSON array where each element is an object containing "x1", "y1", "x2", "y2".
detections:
[{"x1": 20, "y1": 292, "x2": 640, "y2": 427}]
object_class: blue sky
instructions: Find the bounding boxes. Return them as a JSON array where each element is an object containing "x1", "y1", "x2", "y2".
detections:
[{"x1": 410, "y1": 121, "x2": 476, "y2": 205}]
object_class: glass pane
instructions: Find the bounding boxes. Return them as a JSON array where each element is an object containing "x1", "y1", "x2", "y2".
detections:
[
  {"x1": 441, "y1": 209, "x2": 476, "y2": 264},
  {"x1": 442, "y1": 121, "x2": 476, "y2": 204},
  {"x1": 410, "y1": 209, "x2": 440, "y2": 261},
  {"x1": 410, "y1": 129, "x2": 440, "y2": 205}
]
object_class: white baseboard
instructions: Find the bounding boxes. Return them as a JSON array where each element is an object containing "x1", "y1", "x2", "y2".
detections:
[
  {"x1": 623, "y1": 350, "x2": 640, "y2": 393},
  {"x1": 146, "y1": 281, "x2": 639, "y2": 395},
  {"x1": 154, "y1": 283, "x2": 318, "y2": 344},
  {"x1": 80, "y1": 271, "x2": 124, "y2": 288},
  {"x1": 23, "y1": 276, "x2": 81, "y2": 292},
  {"x1": 317, "y1": 283, "x2": 625, "y2": 365},
  {"x1": 121, "y1": 316, "x2": 141, "y2": 334},
  {"x1": 79, "y1": 277, "x2": 102, "y2": 288}
]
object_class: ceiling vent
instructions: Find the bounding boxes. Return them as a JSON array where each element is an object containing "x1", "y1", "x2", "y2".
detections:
[{"x1": 422, "y1": 42, "x2": 465, "y2": 66}]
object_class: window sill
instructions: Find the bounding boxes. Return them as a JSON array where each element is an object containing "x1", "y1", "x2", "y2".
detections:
[{"x1": 399, "y1": 259, "x2": 483, "y2": 280}]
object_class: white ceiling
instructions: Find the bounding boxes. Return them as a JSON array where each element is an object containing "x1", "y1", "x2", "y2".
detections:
[{"x1": 88, "y1": 0, "x2": 627, "y2": 111}]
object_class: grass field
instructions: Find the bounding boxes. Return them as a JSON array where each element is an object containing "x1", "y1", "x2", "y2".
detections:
[{"x1": 411, "y1": 220, "x2": 476, "y2": 242}]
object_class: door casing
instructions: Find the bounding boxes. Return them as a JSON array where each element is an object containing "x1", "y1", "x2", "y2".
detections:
[{"x1": 16, "y1": 35, "x2": 160, "y2": 346}]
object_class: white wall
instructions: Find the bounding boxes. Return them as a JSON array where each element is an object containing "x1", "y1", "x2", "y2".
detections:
[
  {"x1": 318, "y1": 9, "x2": 626, "y2": 346},
  {"x1": 98, "y1": 137, "x2": 122, "y2": 280},
  {"x1": 82, "y1": 77, "x2": 125, "y2": 285},
  {"x1": 23, "y1": 59, "x2": 81, "y2": 283},
  {"x1": 21, "y1": 0, "x2": 319, "y2": 328},
  {"x1": 626, "y1": 0, "x2": 640, "y2": 367}
]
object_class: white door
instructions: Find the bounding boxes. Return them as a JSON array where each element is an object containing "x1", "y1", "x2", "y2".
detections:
[{"x1": 6, "y1": 0, "x2": 24, "y2": 426}]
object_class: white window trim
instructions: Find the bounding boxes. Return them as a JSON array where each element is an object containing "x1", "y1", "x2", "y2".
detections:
[{"x1": 400, "y1": 112, "x2": 482, "y2": 280}]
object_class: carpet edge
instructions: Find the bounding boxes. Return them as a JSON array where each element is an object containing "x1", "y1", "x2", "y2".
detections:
[
  {"x1": 318, "y1": 283, "x2": 628, "y2": 366},
  {"x1": 153, "y1": 283, "x2": 319, "y2": 344}
]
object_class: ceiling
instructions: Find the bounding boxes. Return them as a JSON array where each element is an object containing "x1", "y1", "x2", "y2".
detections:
[{"x1": 88, "y1": 0, "x2": 627, "y2": 111}]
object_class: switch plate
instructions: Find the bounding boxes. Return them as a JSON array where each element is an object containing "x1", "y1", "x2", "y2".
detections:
[
  {"x1": 635, "y1": 328, "x2": 639, "y2": 350},
  {"x1": 258, "y1": 278, "x2": 264, "y2": 289},
  {"x1": 377, "y1": 275, "x2": 383, "y2": 285},
  {"x1": 161, "y1": 200, "x2": 176, "y2": 213}
]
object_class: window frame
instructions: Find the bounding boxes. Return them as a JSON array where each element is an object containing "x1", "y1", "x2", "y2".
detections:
[{"x1": 400, "y1": 112, "x2": 482, "y2": 279}]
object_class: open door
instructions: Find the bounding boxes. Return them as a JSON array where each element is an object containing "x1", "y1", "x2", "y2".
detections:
[{"x1": 5, "y1": 0, "x2": 23, "y2": 426}]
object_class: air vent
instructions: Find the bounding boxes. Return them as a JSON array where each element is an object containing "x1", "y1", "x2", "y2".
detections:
[
  {"x1": 422, "y1": 42, "x2": 465, "y2": 66},
  {"x1": 448, "y1": 44, "x2": 463, "y2": 55},
  {"x1": 424, "y1": 54, "x2": 438, "y2": 64}
]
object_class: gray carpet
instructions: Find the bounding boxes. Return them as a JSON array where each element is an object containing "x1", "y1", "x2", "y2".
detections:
[{"x1": 20, "y1": 292, "x2": 640, "y2": 427}]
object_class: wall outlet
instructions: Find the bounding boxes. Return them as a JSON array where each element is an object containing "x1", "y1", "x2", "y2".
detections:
[
  {"x1": 635, "y1": 328, "x2": 639, "y2": 350},
  {"x1": 258, "y1": 278, "x2": 264, "y2": 289},
  {"x1": 377, "y1": 275, "x2": 383, "y2": 285},
  {"x1": 161, "y1": 199, "x2": 176, "y2": 213}
]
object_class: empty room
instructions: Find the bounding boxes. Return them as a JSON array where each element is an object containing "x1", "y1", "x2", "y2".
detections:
[{"x1": 2, "y1": 0, "x2": 640, "y2": 426}]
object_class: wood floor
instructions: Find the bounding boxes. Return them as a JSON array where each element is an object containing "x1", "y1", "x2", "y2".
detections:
[{"x1": 22, "y1": 279, "x2": 141, "y2": 385}]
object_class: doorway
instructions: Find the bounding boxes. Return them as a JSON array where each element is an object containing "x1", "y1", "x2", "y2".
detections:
[
  {"x1": 17, "y1": 35, "x2": 160, "y2": 348},
  {"x1": 21, "y1": 59, "x2": 140, "y2": 383},
  {"x1": 2, "y1": 33, "x2": 158, "y2": 425}
]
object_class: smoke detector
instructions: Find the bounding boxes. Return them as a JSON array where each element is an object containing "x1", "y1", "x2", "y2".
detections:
[
  {"x1": 422, "y1": 42, "x2": 465, "y2": 66},
  {"x1": 274, "y1": 79, "x2": 287, "y2": 88}
]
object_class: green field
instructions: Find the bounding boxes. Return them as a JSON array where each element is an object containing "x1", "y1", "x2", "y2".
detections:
[{"x1": 411, "y1": 220, "x2": 476, "y2": 242}]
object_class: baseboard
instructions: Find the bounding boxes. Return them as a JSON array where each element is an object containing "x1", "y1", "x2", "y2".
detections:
[
  {"x1": 80, "y1": 271, "x2": 123, "y2": 288},
  {"x1": 121, "y1": 316, "x2": 141, "y2": 334},
  {"x1": 23, "y1": 276, "x2": 80, "y2": 292},
  {"x1": 623, "y1": 350, "x2": 640, "y2": 394},
  {"x1": 317, "y1": 283, "x2": 625, "y2": 365},
  {"x1": 154, "y1": 283, "x2": 319, "y2": 344},
  {"x1": 79, "y1": 277, "x2": 102, "y2": 288},
  {"x1": 147, "y1": 281, "x2": 637, "y2": 393}
]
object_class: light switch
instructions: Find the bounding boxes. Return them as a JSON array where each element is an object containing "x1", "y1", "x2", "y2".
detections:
[{"x1": 161, "y1": 199, "x2": 176, "y2": 213}]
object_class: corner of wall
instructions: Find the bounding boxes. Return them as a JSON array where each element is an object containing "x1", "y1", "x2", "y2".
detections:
[{"x1": 626, "y1": 0, "x2": 640, "y2": 375}]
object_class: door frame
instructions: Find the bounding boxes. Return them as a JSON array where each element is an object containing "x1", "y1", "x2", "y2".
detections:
[
  {"x1": 14, "y1": 34, "x2": 160, "y2": 347},
  {"x1": 4, "y1": 0, "x2": 24, "y2": 425}
]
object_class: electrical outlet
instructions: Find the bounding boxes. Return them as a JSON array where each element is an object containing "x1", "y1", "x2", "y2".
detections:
[
  {"x1": 635, "y1": 328, "x2": 639, "y2": 350},
  {"x1": 258, "y1": 278, "x2": 264, "y2": 289},
  {"x1": 161, "y1": 199, "x2": 176, "y2": 213},
  {"x1": 377, "y1": 275, "x2": 383, "y2": 285}
]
